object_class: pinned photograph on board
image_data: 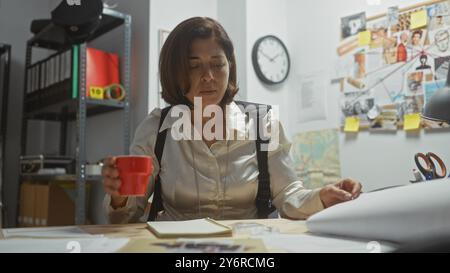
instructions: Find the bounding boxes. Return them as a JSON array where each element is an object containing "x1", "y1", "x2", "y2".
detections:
[
  {"x1": 415, "y1": 54, "x2": 432, "y2": 71},
  {"x1": 410, "y1": 29, "x2": 427, "y2": 48},
  {"x1": 399, "y1": 94, "x2": 424, "y2": 116},
  {"x1": 392, "y1": 11, "x2": 412, "y2": 32},
  {"x1": 372, "y1": 27, "x2": 388, "y2": 49},
  {"x1": 433, "y1": 55, "x2": 450, "y2": 80},
  {"x1": 405, "y1": 71, "x2": 424, "y2": 95},
  {"x1": 383, "y1": 36, "x2": 398, "y2": 64},
  {"x1": 396, "y1": 31, "x2": 410, "y2": 62},
  {"x1": 341, "y1": 12, "x2": 367, "y2": 39},
  {"x1": 428, "y1": 27, "x2": 450, "y2": 56},
  {"x1": 428, "y1": 14, "x2": 450, "y2": 31},
  {"x1": 340, "y1": 91, "x2": 374, "y2": 126},
  {"x1": 369, "y1": 104, "x2": 399, "y2": 131},
  {"x1": 354, "y1": 52, "x2": 366, "y2": 79},
  {"x1": 387, "y1": 6, "x2": 399, "y2": 27},
  {"x1": 425, "y1": 72, "x2": 434, "y2": 82},
  {"x1": 367, "y1": 19, "x2": 388, "y2": 48},
  {"x1": 427, "y1": 2, "x2": 450, "y2": 31}
]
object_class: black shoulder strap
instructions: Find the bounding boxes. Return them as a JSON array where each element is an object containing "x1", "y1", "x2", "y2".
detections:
[
  {"x1": 148, "y1": 106, "x2": 171, "y2": 221},
  {"x1": 234, "y1": 101, "x2": 276, "y2": 218}
]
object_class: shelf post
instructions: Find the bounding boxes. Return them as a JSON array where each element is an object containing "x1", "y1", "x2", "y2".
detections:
[
  {"x1": 123, "y1": 15, "x2": 132, "y2": 155},
  {"x1": 75, "y1": 43, "x2": 87, "y2": 225}
]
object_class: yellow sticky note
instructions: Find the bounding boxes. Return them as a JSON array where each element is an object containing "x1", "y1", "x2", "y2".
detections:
[
  {"x1": 89, "y1": 86, "x2": 105, "y2": 99},
  {"x1": 404, "y1": 113, "x2": 421, "y2": 131},
  {"x1": 410, "y1": 10, "x2": 427, "y2": 29},
  {"x1": 358, "y1": 30, "x2": 371, "y2": 46},
  {"x1": 344, "y1": 117, "x2": 360, "y2": 132}
]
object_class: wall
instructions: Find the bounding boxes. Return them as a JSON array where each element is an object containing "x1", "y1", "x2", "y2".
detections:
[
  {"x1": 0, "y1": 0, "x2": 55, "y2": 227},
  {"x1": 148, "y1": 0, "x2": 218, "y2": 112},
  {"x1": 245, "y1": 0, "x2": 292, "y2": 136},
  {"x1": 217, "y1": 0, "x2": 248, "y2": 101},
  {"x1": 285, "y1": 0, "x2": 450, "y2": 191}
]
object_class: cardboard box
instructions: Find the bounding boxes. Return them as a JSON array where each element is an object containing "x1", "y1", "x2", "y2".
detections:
[
  {"x1": 20, "y1": 183, "x2": 36, "y2": 227},
  {"x1": 34, "y1": 184, "x2": 49, "y2": 226},
  {"x1": 19, "y1": 182, "x2": 89, "y2": 227}
]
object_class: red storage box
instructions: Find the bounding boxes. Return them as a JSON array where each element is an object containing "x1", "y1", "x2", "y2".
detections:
[{"x1": 86, "y1": 47, "x2": 120, "y2": 98}]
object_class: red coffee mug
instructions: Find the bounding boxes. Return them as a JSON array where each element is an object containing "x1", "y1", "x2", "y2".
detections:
[{"x1": 116, "y1": 155, "x2": 153, "y2": 196}]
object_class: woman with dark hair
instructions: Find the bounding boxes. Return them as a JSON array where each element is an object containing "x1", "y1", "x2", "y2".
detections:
[{"x1": 102, "y1": 17, "x2": 362, "y2": 223}]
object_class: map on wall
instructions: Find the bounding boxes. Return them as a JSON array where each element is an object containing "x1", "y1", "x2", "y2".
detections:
[
  {"x1": 290, "y1": 129, "x2": 341, "y2": 189},
  {"x1": 334, "y1": 0, "x2": 450, "y2": 132}
]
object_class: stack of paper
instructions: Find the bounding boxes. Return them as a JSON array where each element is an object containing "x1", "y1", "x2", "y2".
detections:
[
  {"x1": 0, "y1": 237, "x2": 129, "y2": 253},
  {"x1": 306, "y1": 179, "x2": 450, "y2": 244},
  {"x1": 2, "y1": 226, "x2": 102, "y2": 239},
  {"x1": 147, "y1": 218, "x2": 232, "y2": 238}
]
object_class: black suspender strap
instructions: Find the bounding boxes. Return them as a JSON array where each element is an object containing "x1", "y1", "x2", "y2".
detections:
[
  {"x1": 254, "y1": 105, "x2": 275, "y2": 218},
  {"x1": 234, "y1": 101, "x2": 275, "y2": 218},
  {"x1": 148, "y1": 106, "x2": 171, "y2": 221}
]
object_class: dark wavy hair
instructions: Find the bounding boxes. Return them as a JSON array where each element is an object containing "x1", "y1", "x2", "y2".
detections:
[{"x1": 159, "y1": 17, "x2": 238, "y2": 107}]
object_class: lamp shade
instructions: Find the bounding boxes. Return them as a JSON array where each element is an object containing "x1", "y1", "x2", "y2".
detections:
[
  {"x1": 422, "y1": 62, "x2": 450, "y2": 123},
  {"x1": 422, "y1": 86, "x2": 450, "y2": 123}
]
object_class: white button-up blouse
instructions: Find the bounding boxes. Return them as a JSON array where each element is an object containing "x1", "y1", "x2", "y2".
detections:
[{"x1": 104, "y1": 101, "x2": 324, "y2": 223}]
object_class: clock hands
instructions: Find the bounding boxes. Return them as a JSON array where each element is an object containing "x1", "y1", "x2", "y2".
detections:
[
  {"x1": 258, "y1": 49, "x2": 274, "y2": 62},
  {"x1": 260, "y1": 50, "x2": 284, "y2": 64},
  {"x1": 270, "y1": 53, "x2": 282, "y2": 62}
]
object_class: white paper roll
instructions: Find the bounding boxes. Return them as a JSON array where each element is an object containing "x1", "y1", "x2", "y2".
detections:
[{"x1": 306, "y1": 179, "x2": 450, "y2": 244}]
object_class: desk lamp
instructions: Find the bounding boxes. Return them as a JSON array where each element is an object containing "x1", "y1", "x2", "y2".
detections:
[{"x1": 422, "y1": 64, "x2": 450, "y2": 124}]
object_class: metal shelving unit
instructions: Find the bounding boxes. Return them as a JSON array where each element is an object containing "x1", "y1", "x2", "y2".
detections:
[{"x1": 20, "y1": 8, "x2": 132, "y2": 225}]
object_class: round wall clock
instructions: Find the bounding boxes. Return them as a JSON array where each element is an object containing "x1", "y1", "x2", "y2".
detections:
[{"x1": 252, "y1": 35, "x2": 290, "y2": 85}]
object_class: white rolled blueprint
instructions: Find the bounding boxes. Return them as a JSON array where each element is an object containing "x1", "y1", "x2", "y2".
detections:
[{"x1": 306, "y1": 179, "x2": 450, "y2": 244}]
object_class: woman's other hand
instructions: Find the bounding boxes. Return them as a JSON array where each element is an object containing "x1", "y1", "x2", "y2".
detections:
[{"x1": 319, "y1": 178, "x2": 362, "y2": 208}]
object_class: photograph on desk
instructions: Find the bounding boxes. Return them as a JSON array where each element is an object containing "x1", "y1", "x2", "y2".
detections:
[{"x1": 119, "y1": 239, "x2": 267, "y2": 253}]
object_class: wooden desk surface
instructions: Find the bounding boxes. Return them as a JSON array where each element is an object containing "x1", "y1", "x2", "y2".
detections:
[
  {"x1": 77, "y1": 218, "x2": 308, "y2": 239},
  {"x1": 0, "y1": 218, "x2": 308, "y2": 252}
]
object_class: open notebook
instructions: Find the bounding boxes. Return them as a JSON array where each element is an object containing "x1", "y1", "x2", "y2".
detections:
[{"x1": 147, "y1": 218, "x2": 233, "y2": 238}]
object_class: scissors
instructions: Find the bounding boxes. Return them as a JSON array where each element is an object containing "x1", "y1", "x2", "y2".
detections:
[{"x1": 414, "y1": 152, "x2": 447, "y2": 180}]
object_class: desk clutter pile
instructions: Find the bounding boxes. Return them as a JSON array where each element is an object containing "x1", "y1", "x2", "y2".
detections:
[{"x1": 0, "y1": 178, "x2": 448, "y2": 253}]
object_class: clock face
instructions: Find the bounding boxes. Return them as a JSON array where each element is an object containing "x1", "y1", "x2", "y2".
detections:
[{"x1": 252, "y1": 35, "x2": 290, "y2": 85}]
